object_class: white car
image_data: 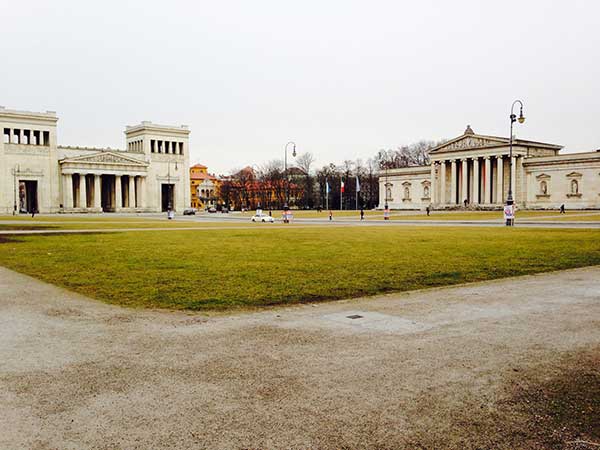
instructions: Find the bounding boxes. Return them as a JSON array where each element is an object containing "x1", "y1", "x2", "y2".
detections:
[{"x1": 251, "y1": 213, "x2": 274, "y2": 223}]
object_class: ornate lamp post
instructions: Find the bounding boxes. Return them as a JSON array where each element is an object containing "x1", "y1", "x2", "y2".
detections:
[
  {"x1": 283, "y1": 141, "x2": 297, "y2": 210},
  {"x1": 506, "y1": 100, "x2": 525, "y2": 226}
]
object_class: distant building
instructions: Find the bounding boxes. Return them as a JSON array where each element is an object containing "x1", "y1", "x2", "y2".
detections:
[
  {"x1": 0, "y1": 106, "x2": 190, "y2": 214},
  {"x1": 379, "y1": 125, "x2": 600, "y2": 210},
  {"x1": 190, "y1": 164, "x2": 220, "y2": 209}
]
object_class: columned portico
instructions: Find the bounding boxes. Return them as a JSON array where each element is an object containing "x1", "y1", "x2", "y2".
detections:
[{"x1": 59, "y1": 151, "x2": 149, "y2": 212}]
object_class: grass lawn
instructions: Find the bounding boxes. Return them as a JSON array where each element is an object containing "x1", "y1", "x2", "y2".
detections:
[
  {"x1": 0, "y1": 221, "x2": 269, "y2": 231},
  {"x1": 537, "y1": 213, "x2": 600, "y2": 221},
  {"x1": 1, "y1": 226, "x2": 600, "y2": 311}
]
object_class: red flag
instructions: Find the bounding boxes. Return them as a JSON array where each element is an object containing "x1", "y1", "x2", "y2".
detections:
[{"x1": 341, "y1": 180, "x2": 345, "y2": 193}]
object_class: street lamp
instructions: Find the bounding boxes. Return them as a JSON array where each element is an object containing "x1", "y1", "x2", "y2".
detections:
[
  {"x1": 283, "y1": 141, "x2": 297, "y2": 210},
  {"x1": 506, "y1": 100, "x2": 525, "y2": 226}
]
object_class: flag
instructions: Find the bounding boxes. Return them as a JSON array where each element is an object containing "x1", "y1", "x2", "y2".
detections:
[
  {"x1": 326, "y1": 180, "x2": 330, "y2": 194},
  {"x1": 341, "y1": 180, "x2": 345, "y2": 193},
  {"x1": 356, "y1": 175, "x2": 360, "y2": 192}
]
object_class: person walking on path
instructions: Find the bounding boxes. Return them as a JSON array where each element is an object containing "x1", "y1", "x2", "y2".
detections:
[
  {"x1": 360, "y1": 208, "x2": 364, "y2": 221},
  {"x1": 426, "y1": 206, "x2": 430, "y2": 216},
  {"x1": 560, "y1": 204, "x2": 566, "y2": 214},
  {"x1": 329, "y1": 210, "x2": 333, "y2": 221}
]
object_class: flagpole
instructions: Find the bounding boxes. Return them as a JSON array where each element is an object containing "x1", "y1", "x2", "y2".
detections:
[
  {"x1": 325, "y1": 179, "x2": 329, "y2": 211},
  {"x1": 340, "y1": 180, "x2": 343, "y2": 210}
]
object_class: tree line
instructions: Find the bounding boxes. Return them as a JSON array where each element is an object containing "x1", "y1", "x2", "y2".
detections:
[{"x1": 218, "y1": 140, "x2": 444, "y2": 210}]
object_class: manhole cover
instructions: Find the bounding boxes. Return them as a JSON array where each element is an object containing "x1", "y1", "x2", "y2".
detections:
[{"x1": 346, "y1": 314, "x2": 363, "y2": 319}]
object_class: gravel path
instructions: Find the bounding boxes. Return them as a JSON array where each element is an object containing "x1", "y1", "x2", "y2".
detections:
[{"x1": 1, "y1": 266, "x2": 599, "y2": 449}]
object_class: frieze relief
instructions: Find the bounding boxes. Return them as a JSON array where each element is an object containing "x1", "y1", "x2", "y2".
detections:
[
  {"x1": 442, "y1": 137, "x2": 502, "y2": 151},
  {"x1": 61, "y1": 152, "x2": 147, "y2": 166}
]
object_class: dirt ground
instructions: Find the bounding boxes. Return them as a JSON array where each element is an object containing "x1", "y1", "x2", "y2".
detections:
[{"x1": 0, "y1": 266, "x2": 599, "y2": 449}]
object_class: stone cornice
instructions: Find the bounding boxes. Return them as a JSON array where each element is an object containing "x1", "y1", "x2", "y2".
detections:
[
  {"x1": 0, "y1": 106, "x2": 58, "y2": 123},
  {"x1": 125, "y1": 121, "x2": 190, "y2": 137}
]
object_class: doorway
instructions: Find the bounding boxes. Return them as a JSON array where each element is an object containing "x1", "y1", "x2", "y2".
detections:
[
  {"x1": 161, "y1": 183, "x2": 174, "y2": 212},
  {"x1": 18, "y1": 180, "x2": 38, "y2": 213},
  {"x1": 101, "y1": 175, "x2": 115, "y2": 212}
]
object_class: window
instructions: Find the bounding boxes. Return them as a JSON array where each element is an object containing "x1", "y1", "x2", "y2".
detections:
[
  {"x1": 423, "y1": 186, "x2": 430, "y2": 198},
  {"x1": 43, "y1": 131, "x2": 50, "y2": 146},
  {"x1": 3, "y1": 128, "x2": 9, "y2": 144},
  {"x1": 540, "y1": 180, "x2": 548, "y2": 195},
  {"x1": 403, "y1": 186, "x2": 410, "y2": 200},
  {"x1": 179, "y1": 142, "x2": 184, "y2": 155}
]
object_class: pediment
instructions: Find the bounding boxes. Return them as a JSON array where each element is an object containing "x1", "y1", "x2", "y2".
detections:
[
  {"x1": 429, "y1": 134, "x2": 508, "y2": 154},
  {"x1": 565, "y1": 171, "x2": 582, "y2": 178},
  {"x1": 535, "y1": 173, "x2": 551, "y2": 180},
  {"x1": 60, "y1": 151, "x2": 148, "y2": 166}
]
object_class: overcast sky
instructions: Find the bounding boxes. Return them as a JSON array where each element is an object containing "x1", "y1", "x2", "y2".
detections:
[{"x1": 2, "y1": 0, "x2": 599, "y2": 174}]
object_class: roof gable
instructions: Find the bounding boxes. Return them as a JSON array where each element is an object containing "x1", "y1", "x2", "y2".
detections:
[
  {"x1": 429, "y1": 125, "x2": 562, "y2": 155},
  {"x1": 429, "y1": 134, "x2": 507, "y2": 154},
  {"x1": 60, "y1": 151, "x2": 148, "y2": 166}
]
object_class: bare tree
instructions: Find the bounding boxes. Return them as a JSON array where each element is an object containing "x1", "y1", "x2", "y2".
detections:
[{"x1": 295, "y1": 152, "x2": 315, "y2": 175}]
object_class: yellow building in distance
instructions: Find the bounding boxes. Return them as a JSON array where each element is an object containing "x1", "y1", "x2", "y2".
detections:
[{"x1": 190, "y1": 164, "x2": 220, "y2": 209}]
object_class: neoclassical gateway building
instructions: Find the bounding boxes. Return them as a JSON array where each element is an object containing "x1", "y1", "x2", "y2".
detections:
[
  {"x1": 0, "y1": 106, "x2": 190, "y2": 214},
  {"x1": 380, "y1": 126, "x2": 600, "y2": 210}
]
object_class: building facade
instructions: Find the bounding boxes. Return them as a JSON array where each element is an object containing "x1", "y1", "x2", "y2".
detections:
[
  {"x1": 190, "y1": 164, "x2": 220, "y2": 209},
  {"x1": 380, "y1": 126, "x2": 600, "y2": 210},
  {"x1": 1, "y1": 107, "x2": 190, "y2": 214}
]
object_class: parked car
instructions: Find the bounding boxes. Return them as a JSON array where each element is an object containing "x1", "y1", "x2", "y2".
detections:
[
  {"x1": 207, "y1": 207, "x2": 217, "y2": 213},
  {"x1": 183, "y1": 208, "x2": 197, "y2": 216},
  {"x1": 251, "y1": 213, "x2": 274, "y2": 223}
]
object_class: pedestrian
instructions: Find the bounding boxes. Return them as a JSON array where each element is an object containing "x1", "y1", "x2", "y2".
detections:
[
  {"x1": 360, "y1": 208, "x2": 364, "y2": 221},
  {"x1": 426, "y1": 206, "x2": 430, "y2": 216},
  {"x1": 329, "y1": 210, "x2": 333, "y2": 221},
  {"x1": 268, "y1": 209, "x2": 272, "y2": 217},
  {"x1": 31, "y1": 208, "x2": 36, "y2": 218},
  {"x1": 463, "y1": 198, "x2": 468, "y2": 208},
  {"x1": 560, "y1": 204, "x2": 565, "y2": 214}
]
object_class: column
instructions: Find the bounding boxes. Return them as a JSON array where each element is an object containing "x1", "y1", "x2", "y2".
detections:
[
  {"x1": 115, "y1": 175, "x2": 122, "y2": 210},
  {"x1": 94, "y1": 175, "x2": 101, "y2": 209},
  {"x1": 63, "y1": 174, "x2": 73, "y2": 209},
  {"x1": 129, "y1": 176, "x2": 135, "y2": 208},
  {"x1": 461, "y1": 159, "x2": 468, "y2": 205},
  {"x1": 438, "y1": 161, "x2": 446, "y2": 205},
  {"x1": 510, "y1": 156, "x2": 517, "y2": 200},
  {"x1": 496, "y1": 156, "x2": 504, "y2": 204},
  {"x1": 484, "y1": 157, "x2": 491, "y2": 204},
  {"x1": 450, "y1": 160, "x2": 457, "y2": 204},
  {"x1": 138, "y1": 176, "x2": 146, "y2": 208},
  {"x1": 473, "y1": 158, "x2": 480, "y2": 205},
  {"x1": 79, "y1": 174, "x2": 87, "y2": 208},
  {"x1": 430, "y1": 163, "x2": 437, "y2": 204}
]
